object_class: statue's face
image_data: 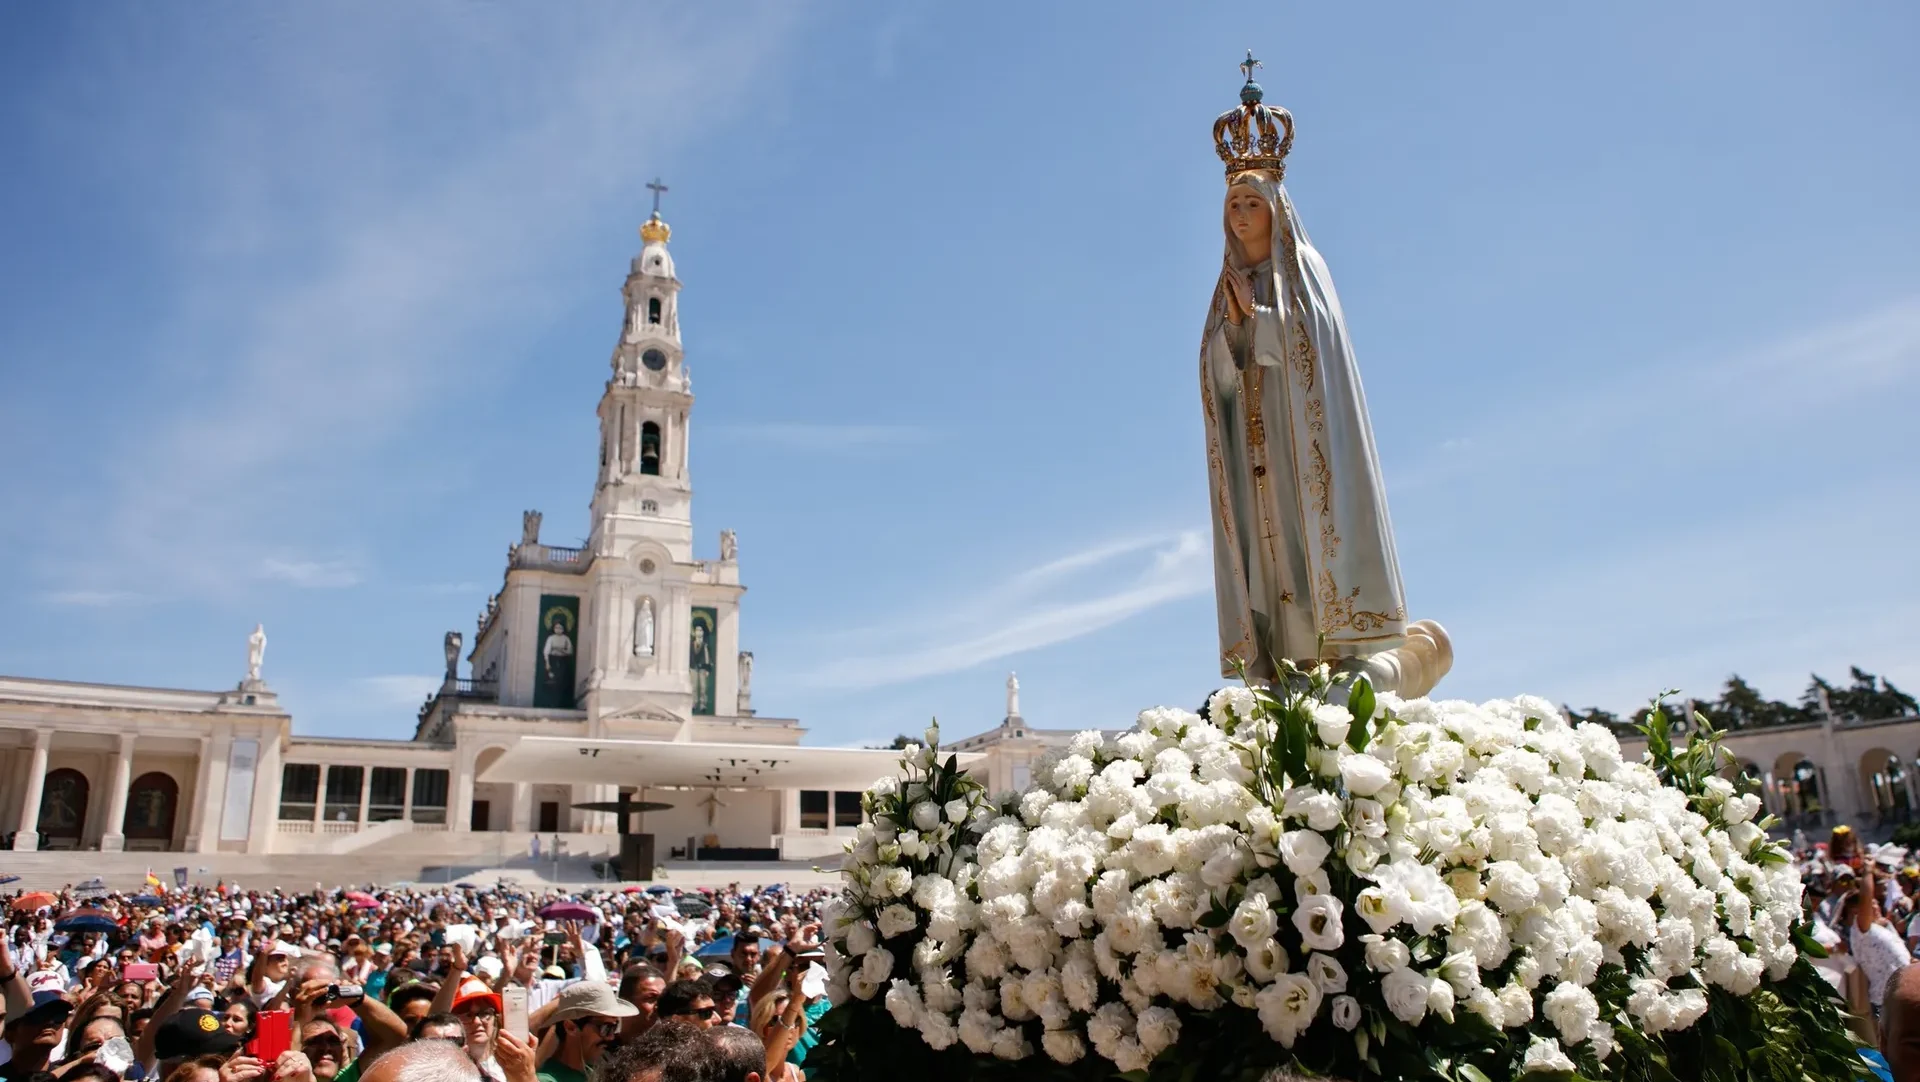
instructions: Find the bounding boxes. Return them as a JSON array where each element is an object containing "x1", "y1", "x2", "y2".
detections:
[{"x1": 1225, "y1": 184, "x2": 1272, "y2": 260}]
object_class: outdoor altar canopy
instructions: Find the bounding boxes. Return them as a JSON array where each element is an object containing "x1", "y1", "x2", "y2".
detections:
[{"x1": 803, "y1": 57, "x2": 1869, "y2": 1082}]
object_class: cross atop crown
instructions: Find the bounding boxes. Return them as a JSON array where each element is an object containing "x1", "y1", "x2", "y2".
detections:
[
  {"x1": 640, "y1": 177, "x2": 672, "y2": 244},
  {"x1": 1213, "y1": 50, "x2": 1294, "y2": 178}
]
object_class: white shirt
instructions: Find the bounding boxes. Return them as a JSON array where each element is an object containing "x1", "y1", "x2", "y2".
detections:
[{"x1": 1851, "y1": 920, "x2": 1909, "y2": 1007}]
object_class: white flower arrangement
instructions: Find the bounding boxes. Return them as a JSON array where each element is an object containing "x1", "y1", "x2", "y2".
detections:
[{"x1": 816, "y1": 668, "x2": 1857, "y2": 1082}]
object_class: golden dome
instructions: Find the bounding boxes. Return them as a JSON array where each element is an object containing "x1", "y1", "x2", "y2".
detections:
[{"x1": 639, "y1": 213, "x2": 671, "y2": 244}]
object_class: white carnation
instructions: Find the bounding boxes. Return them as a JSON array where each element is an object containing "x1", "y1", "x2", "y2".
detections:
[{"x1": 1521, "y1": 1036, "x2": 1576, "y2": 1075}]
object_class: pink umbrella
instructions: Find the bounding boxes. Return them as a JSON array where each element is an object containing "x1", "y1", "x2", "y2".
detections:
[
  {"x1": 538, "y1": 901, "x2": 596, "y2": 921},
  {"x1": 344, "y1": 891, "x2": 378, "y2": 909}
]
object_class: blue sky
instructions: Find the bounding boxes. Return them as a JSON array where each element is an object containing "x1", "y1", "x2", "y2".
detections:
[{"x1": 2, "y1": 3, "x2": 1916, "y2": 746}]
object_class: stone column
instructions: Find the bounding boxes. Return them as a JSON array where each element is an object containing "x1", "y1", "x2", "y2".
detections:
[
  {"x1": 183, "y1": 735, "x2": 214, "y2": 852},
  {"x1": 401, "y1": 767, "x2": 415, "y2": 823},
  {"x1": 99, "y1": 734, "x2": 136, "y2": 851},
  {"x1": 13, "y1": 729, "x2": 52, "y2": 852},
  {"x1": 451, "y1": 751, "x2": 476, "y2": 834},
  {"x1": 509, "y1": 782, "x2": 531, "y2": 833}
]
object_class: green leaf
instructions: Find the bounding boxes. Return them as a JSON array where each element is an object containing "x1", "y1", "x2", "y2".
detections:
[
  {"x1": 1456, "y1": 1066, "x2": 1493, "y2": 1082},
  {"x1": 1347, "y1": 678, "x2": 1376, "y2": 751}
]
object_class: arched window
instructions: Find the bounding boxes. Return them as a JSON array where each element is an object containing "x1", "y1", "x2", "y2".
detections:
[
  {"x1": 640, "y1": 422, "x2": 661, "y2": 475},
  {"x1": 647, "y1": 297, "x2": 662, "y2": 325},
  {"x1": 124, "y1": 772, "x2": 180, "y2": 841},
  {"x1": 38, "y1": 768, "x2": 89, "y2": 843}
]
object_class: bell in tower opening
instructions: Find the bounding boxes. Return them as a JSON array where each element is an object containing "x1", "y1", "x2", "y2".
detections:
[{"x1": 640, "y1": 421, "x2": 661, "y2": 475}]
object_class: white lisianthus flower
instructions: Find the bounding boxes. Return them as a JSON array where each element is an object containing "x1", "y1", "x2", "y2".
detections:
[
  {"x1": 1521, "y1": 1035, "x2": 1577, "y2": 1075},
  {"x1": 1355, "y1": 886, "x2": 1397, "y2": 934},
  {"x1": 876, "y1": 867, "x2": 913, "y2": 900},
  {"x1": 1253, "y1": 972, "x2": 1322, "y2": 1047},
  {"x1": 848, "y1": 971, "x2": 880, "y2": 1000},
  {"x1": 1243, "y1": 938, "x2": 1288, "y2": 984},
  {"x1": 944, "y1": 798, "x2": 969, "y2": 824},
  {"x1": 1279, "y1": 830, "x2": 1332, "y2": 876},
  {"x1": 1331, "y1": 994, "x2": 1361, "y2": 1031},
  {"x1": 1229, "y1": 892, "x2": 1280, "y2": 950},
  {"x1": 1381, "y1": 966, "x2": 1430, "y2": 1024},
  {"x1": 1306, "y1": 952, "x2": 1348, "y2": 994},
  {"x1": 1282, "y1": 788, "x2": 1344, "y2": 832},
  {"x1": 1293, "y1": 894, "x2": 1346, "y2": 951},
  {"x1": 1340, "y1": 752, "x2": 1395, "y2": 796},
  {"x1": 845, "y1": 919, "x2": 879, "y2": 957}
]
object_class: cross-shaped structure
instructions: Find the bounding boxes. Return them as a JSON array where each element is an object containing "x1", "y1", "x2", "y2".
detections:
[{"x1": 646, "y1": 177, "x2": 669, "y2": 216}]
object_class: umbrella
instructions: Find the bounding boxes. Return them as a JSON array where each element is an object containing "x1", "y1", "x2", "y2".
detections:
[
  {"x1": 10, "y1": 891, "x2": 55, "y2": 912},
  {"x1": 619, "y1": 886, "x2": 647, "y2": 894},
  {"x1": 129, "y1": 894, "x2": 165, "y2": 906},
  {"x1": 539, "y1": 901, "x2": 597, "y2": 921},
  {"x1": 349, "y1": 899, "x2": 380, "y2": 911},
  {"x1": 344, "y1": 891, "x2": 378, "y2": 906},
  {"x1": 695, "y1": 934, "x2": 775, "y2": 960},
  {"x1": 675, "y1": 897, "x2": 712, "y2": 918},
  {"x1": 0, "y1": 875, "x2": 20, "y2": 886},
  {"x1": 645, "y1": 885, "x2": 673, "y2": 895},
  {"x1": 55, "y1": 907, "x2": 119, "y2": 934}
]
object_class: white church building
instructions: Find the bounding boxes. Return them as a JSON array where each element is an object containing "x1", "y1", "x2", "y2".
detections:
[{"x1": 0, "y1": 204, "x2": 1065, "y2": 873}]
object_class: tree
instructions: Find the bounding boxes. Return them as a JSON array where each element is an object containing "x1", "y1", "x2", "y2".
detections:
[
  {"x1": 1804, "y1": 667, "x2": 1920, "y2": 723},
  {"x1": 1709, "y1": 675, "x2": 1807, "y2": 730},
  {"x1": 887, "y1": 734, "x2": 921, "y2": 750}
]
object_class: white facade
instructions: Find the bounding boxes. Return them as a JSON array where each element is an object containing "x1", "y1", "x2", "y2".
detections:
[{"x1": 0, "y1": 209, "x2": 1022, "y2": 869}]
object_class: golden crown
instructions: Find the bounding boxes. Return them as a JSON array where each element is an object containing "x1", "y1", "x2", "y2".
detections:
[
  {"x1": 1214, "y1": 50, "x2": 1294, "y2": 178},
  {"x1": 639, "y1": 212, "x2": 671, "y2": 245}
]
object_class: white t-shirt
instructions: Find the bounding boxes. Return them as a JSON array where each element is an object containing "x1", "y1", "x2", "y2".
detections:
[{"x1": 1851, "y1": 920, "x2": 1909, "y2": 1007}]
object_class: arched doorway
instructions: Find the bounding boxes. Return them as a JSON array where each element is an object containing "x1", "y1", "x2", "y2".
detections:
[
  {"x1": 1861, "y1": 750, "x2": 1912, "y2": 823},
  {"x1": 37, "y1": 769, "x2": 89, "y2": 847},
  {"x1": 123, "y1": 772, "x2": 180, "y2": 845}
]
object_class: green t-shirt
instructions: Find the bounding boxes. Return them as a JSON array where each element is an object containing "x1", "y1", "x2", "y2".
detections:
[
  {"x1": 333, "y1": 1061, "x2": 361, "y2": 1082},
  {"x1": 537, "y1": 1061, "x2": 590, "y2": 1082}
]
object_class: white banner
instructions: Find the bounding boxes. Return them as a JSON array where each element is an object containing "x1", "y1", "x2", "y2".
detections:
[{"x1": 219, "y1": 739, "x2": 258, "y2": 842}]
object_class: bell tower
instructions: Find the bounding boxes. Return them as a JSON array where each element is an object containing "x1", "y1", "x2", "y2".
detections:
[{"x1": 591, "y1": 179, "x2": 693, "y2": 561}]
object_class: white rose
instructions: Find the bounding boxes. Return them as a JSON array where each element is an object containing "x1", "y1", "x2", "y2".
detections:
[
  {"x1": 1381, "y1": 966, "x2": 1430, "y2": 1024},
  {"x1": 1426, "y1": 972, "x2": 1455, "y2": 1022},
  {"x1": 911, "y1": 801, "x2": 942, "y2": 832},
  {"x1": 1340, "y1": 752, "x2": 1394, "y2": 796},
  {"x1": 945, "y1": 798, "x2": 970, "y2": 824},
  {"x1": 860, "y1": 947, "x2": 895, "y2": 987},
  {"x1": 845, "y1": 919, "x2": 878, "y2": 957},
  {"x1": 1361, "y1": 933, "x2": 1410, "y2": 973},
  {"x1": 876, "y1": 904, "x2": 918, "y2": 939},
  {"x1": 877, "y1": 867, "x2": 913, "y2": 899},
  {"x1": 1293, "y1": 893, "x2": 1345, "y2": 951},
  {"x1": 1312, "y1": 703, "x2": 1353, "y2": 747},
  {"x1": 1279, "y1": 829, "x2": 1332, "y2": 876},
  {"x1": 1306, "y1": 952, "x2": 1348, "y2": 994},
  {"x1": 869, "y1": 776, "x2": 900, "y2": 799}
]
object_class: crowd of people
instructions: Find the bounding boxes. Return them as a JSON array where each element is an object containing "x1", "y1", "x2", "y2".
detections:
[
  {"x1": 0, "y1": 880, "x2": 835, "y2": 1082},
  {"x1": 1797, "y1": 825, "x2": 1920, "y2": 1079}
]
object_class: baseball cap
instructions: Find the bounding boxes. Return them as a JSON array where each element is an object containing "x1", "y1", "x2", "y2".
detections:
[
  {"x1": 18, "y1": 990, "x2": 73, "y2": 1028},
  {"x1": 154, "y1": 1008, "x2": 243, "y2": 1059},
  {"x1": 450, "y1": 976, "x2": 502, "y2": 1015},
  {"x1": 549, "y1": 981, "x2": 639, "y2": 1024}
]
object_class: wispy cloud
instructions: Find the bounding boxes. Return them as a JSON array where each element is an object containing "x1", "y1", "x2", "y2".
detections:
[
  {"x1": 356, "y1": 674, "x2": 442, "y2": 710},
  {"x1": 711, "y1": 422, "x2": 932, "y2": 450},
  {"x1": 1396, "y1": 298, "x2": 1920, "y2": 491},
  {"x1": 257, "y1": 557, "x2": 362, "y2": 590},
  {"x1": 800, "y1": 530, "x2": 1210, "y2": 690},
  {"x1": 38, "y1": 590, "x2": 150, "y2": 608}
]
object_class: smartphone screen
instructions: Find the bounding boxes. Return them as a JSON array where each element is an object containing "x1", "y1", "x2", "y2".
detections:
[
  {"x1": 123, "y1": 962, "x2": 159, "y2": 981},
  {"x1": 249, "y1": 1008, "x2": 293, "y2": 1062},
  {"x1": 501, "y1": 985, "x2": 529, "y2": 1038},
  {"x1": 543, "y1": 931, "x2": 566, "y2": 946}
]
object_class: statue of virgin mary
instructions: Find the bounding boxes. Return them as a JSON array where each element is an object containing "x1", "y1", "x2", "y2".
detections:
[{"x1": 1201, "y1": 57, "x2": 1450, "y2": 696}]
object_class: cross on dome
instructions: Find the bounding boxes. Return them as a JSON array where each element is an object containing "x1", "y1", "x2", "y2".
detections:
[{"x1": 646, "y1": 177, "x2": 669, "y2": 215}]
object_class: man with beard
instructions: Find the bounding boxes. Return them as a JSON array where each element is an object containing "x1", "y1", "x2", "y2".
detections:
[{"x1": 537, "y1": 983, "x2": 637, "y2": 1082}]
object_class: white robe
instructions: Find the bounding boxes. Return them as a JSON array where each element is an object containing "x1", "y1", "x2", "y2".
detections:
[{"x1": 1201, "y1": 171, "x2": 1406, "y2": 679}]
